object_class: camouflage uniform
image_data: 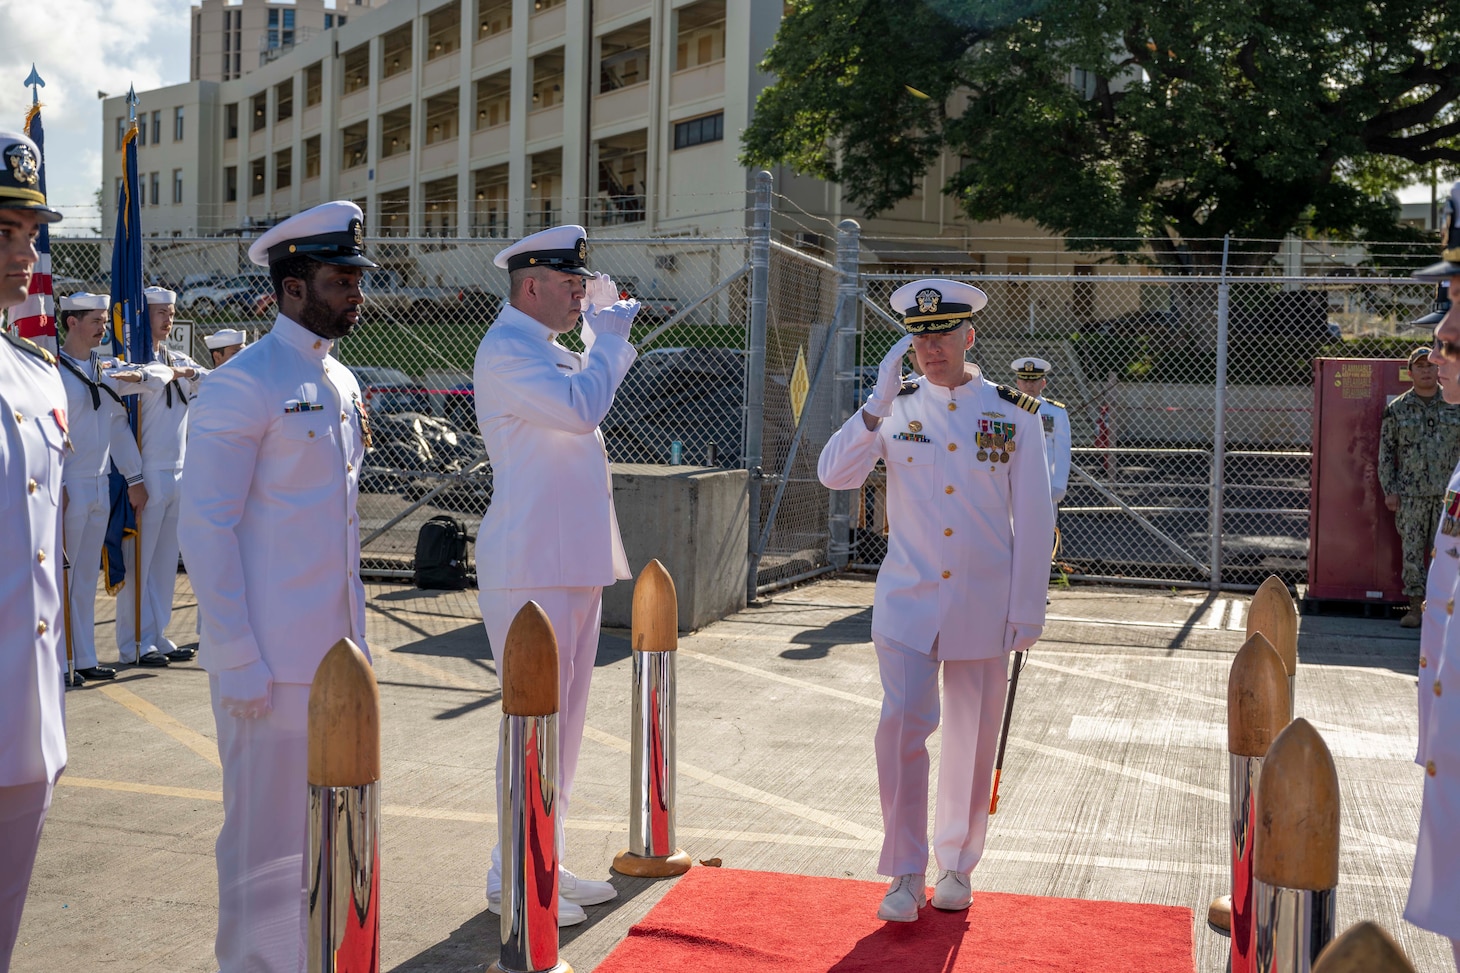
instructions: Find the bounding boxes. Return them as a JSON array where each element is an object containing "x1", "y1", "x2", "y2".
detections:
[{"x1": 1378, "y1": 388, "x2": 1460, "y2": 597}]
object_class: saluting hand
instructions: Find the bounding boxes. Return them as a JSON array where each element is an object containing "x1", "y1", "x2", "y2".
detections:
[
  {"x1": 865, "y1": 334, "x2": 915, "y2": 419},
  {"x1": 589, "y1": 298, "x2": 640, "y2": 342},
  {"x1": 581, "y1": 272, "x2": 620, "y2": 316}
]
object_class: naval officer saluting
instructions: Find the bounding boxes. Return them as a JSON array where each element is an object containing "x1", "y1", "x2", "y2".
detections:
[
  {"x1": 818, "y1": 279, "x2": 1053, "y2": 923},
  {"x1": 0, "y1": 128, "x2": 68, "y2": 973},
  {"x1": 178, "y1": 200, "x2": 374, "y2": 973},
  {"x1": 473, "y1": 224, "x2": 640, "y2": 926}
]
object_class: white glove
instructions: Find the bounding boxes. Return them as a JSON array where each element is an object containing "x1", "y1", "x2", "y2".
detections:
[
  {"x1": 219, "y1": 659, "x2": 273, "y2": 719},
  {"x1": 864, "y1": 335, "x2": 914, "y2": 419},
  {"x1": 580, "y1": 272, "x2": 620, "y2": 316},
  {"x1": 1003, "y1": 623, "x2": 1042, "y2": 654},
  {"x1": 587, "y1": 299, "x2": 640, "y2": 343}
]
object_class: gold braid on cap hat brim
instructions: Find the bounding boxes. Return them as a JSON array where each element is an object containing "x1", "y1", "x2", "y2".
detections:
[
  {"x1": 902, "y1": 311, "x2": 973, "y2": 333},
  {"x1": 0, "y1": 185, "x2": 47, "y2": 204}
]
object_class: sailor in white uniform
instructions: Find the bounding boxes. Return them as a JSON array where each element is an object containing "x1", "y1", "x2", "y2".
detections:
[
  {"x1": 0, "y1": 129, "x2": 68, "y2": 972},
  {"x1": 1405, "y1": 182, "x2": 1460, "y2": 969},
  {"x1": 178, "y1": 200, "x2": 374, "y2": 973},
  {"x1": 1011, "y1": 357, "x2": 1071, "y2": 518},
  {"x1": 115, "y1": 286, "x2": 209, "y2": 666},
  {"x1": 473, "y1": 224, "x2": 640, "y2": 926},
  {"x1": 818, "y1": 279, "x2": 1053, "y2": 923},
  {"x1": 204, "y1": 327, "x2": 248, "y2": 368},
  {"x1": 55, "y1": 292, "x2": 167, "y2": 681}
]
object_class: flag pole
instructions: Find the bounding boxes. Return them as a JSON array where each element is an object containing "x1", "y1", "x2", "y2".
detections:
[{"x1": 123, "y1": 84, "x2": 145, "y2": 662}]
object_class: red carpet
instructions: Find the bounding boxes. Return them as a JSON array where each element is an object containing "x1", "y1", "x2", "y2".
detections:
[{"x1": 594, "y1": 867, "x2": 1194, "y2": 972}]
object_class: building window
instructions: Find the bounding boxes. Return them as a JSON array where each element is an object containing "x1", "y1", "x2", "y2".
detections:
[
  {"x1": 225, "y1": 166, "x2": 237, "y2": 202},
  {"x1": 137, "y1": 118, "x2": 146, "y2": 147},
  {"x1": 380, "y1": 106, "x2": 411, "y2": 158},
  {"x1": 116, "y1": 117, "x2": 126, "y2": 150},
  {"x1": 304, "y1": 136, "x2": 321, "y2": 179},
  {"x1": 276, "y1": 80, "x2": 294, "y2": 122},
  {"x1": 172, "y1": 169, "x2": 183, "y2": 204},
  {"x1": 266, "y1": 8, "x2": 295, "y2": 49},
  {"x1": 343, "y1": 45, "x2": 370, "y2": 94},
  {"x1": 341, "y1": 122, "x2": 368, "y2": 169},
  {"x1": 382, "y1": 25, "x2": 412, "y2": 79},
  {"x1": 250, "y1": 159, "x2": 266, "y2": 197},
  {"x1": 425, "y1": 90, "x2": 459, "y2": 145},
  {"x1": 149, "y1": 171, "x2": 160, "y2": 206},
  {"x1": 675, "y1": 1, "x2": 726, "y2": 71},
  {"x1": 324, "y1": 13, "x2": 333, "y2": 28},
  {"x1": 174, "y1": 106, "x2": 184, "y2": 141},
  {"x1": 475, "y1": 73, "x2": 510, "y2": 129},
  {"x1": 531, "y1": 50, "x2": 564, "y2": 110},
  {"x1": 673, "y1": 112, "x2": 722, "y2": 149},
  {"x1": 477, "y1": 0, "x2": 511, "y2": 38},
  {"x1": 151, "y1": 110, "x2": 161, "y2": 145},
  {"x1": 225, "y1": 103, "x2": 238, "y2": 139},
  {"x1": 427, "y1": 4, "x2": 460, "y2": 58},
  {"x1": 305, "y1": 63, "x2": 323, "y2": 107},
  {"x1": 599, "y1": 22, "x2": 651, "y2": 93},
  {"x1": 252, "y1": 93, "x2": 267, "y2": 132},
  {"x1": 471, "y1": 164, "x2": 508, "y2": 237},
  {"x1": 338, "y1": 15, "x2": 346, "y2": 26},
  {"x1": 275, "y1": 148, "x2": 292, "y2": 190},
  {"x1": 423, "y1": 176, "x2": 457, "y2": 237}
]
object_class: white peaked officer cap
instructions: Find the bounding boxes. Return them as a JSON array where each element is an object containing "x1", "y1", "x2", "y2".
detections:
[
  {"x1": 0, "y1": 129, "x2": 61, "y2": 223},
  {"x1": 887, "y1": 278, "x2": 988, "y2": 334},
  {"x1": 58, "y1": 291, "x2": 110, "y2": 312},
  {"x1": 204, "y1": 328, "x2": 248, "y2": 350},
  {"x1": 1414, "y1": 181, "x2": 1460, "y2": 282},
  {"x1": 1012, "y1": 357, "x2": 1053, "y2": 380},
  {"x1": 493, "y1": 224, "x2": 593, "y2": 277},
  {"x1": 144, "y1": 286, "x2": 177, "y2": 306},
  {"x1": 247, "y1": 200, "x2": 379, "y2": 269}
]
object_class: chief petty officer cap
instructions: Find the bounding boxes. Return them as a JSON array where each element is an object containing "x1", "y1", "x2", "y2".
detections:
[
  {"x1": 58, "y1": 291, "x2": 110, "y2": 312},
  {"x1": 247, "y1": 200, "x2": 378, "y2": 269},
  {"x1": 1414, "y1": 181, "x2": 1460, "y2": 282},
  {"x1": 887, "y1": 278, "x2": 988, "y2": 335},
  {"x1": 0, "y1": 130, "x2": 61, "y2": 224},
  {"x1": 493, "y1": 224, "x2": 594, "y2": 277},
  {"x1": 144, "y1": 286, "x2": 176, "y2": 306},
  {"x1": 205, "y1": 327, "x2": 248, "y2": 350},
  {"x1": 1012, "y1": 356, "x2": 1052, "y2": 380}
]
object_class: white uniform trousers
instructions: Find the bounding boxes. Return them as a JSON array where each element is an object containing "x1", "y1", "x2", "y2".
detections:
[
  {"x1": 0, "y1": 780, "x2": 53, "y2": 973},
  {"x1": 62, "y1": 476, "x2": 113, "y2": 670},
  {"x1": 116, "y1": 469, "x2": 182, "y2": 661},
  {"x1": 210, "y1": 680, "x2": 310, "y2": 973},
  {"x1": 874, "y1": 636, "x2": 1006, "y2": 877},
  {"x1": 479, "y1": 585, "x2": 602, "y2": 895}
]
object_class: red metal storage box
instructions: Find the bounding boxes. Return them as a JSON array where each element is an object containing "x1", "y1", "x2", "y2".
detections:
[{"x1": 1307, "y1": 358, "x2": 1409, "y2": 604}]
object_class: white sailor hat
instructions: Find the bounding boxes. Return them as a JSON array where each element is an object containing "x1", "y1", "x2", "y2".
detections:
[
  {"x1": 1415, "y1": 182, "x2": 1460, "y2": 282},
  {"x1": 887, "y1": 278, "x2": 987, "y2": 334},
  {"x1": 0, "y1": 130, "x2": 60, "y2": 223},
  {"x1": 204, "y1": 327, "x2": 248, "y2": 350},
  {"x1": 247, "y1": 200, "x2": 378, "y2": 269},
  {"x1": 144, "y1": 286, "x2": 177, "y2": 306},
  {"x1": 1012, "y1": 357, "x2": 1052, "y2": 380},
  {"x1": 493, "y1": 224, "x2": 592, "y2": 277},
  {"x1": 58, "y1": 291, "x2": 110, "y2": 312}
]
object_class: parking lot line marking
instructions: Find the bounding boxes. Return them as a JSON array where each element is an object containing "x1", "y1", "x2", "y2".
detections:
[
  {"x1": 1204, "y1": 599, "x2": 1227, "y2": 629},
  {"x1": 97, "y1": 684, "x2": 222, "y2": 769},
  {"x1": 60, "y1": 775, "x2": 221, "y2": 801},
  {"x1": 1227, "y1": 599, "x2": 1247, "y2": 631},
  {"x1": 1027, "y1": 658, "x2": 1226, "y2": 709},
  {"x1": 678, "y1": 648, "x2": 880, "y2": 710}
]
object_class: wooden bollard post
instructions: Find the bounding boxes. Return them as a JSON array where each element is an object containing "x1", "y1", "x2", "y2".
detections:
[
  {"x1": 613, "y1": 560, "x2": 691, "y2": 877},
  {"x1": 1311, "y1": 922, "x2": 1417, "y2": 973},
  {"x1": 1248, "y1": 575, "x2": 1298, "y2": 714},
  {"x1": 1253, "y1": 718, "x2": 1340, "y2": 972},
  {"x1": 1216, "y1": 633, "x2": 1291, "y2": 971},
  {"x1": 307, "y1": 638, "x2": 382, "y2": 973},
  {"x1": 492, "y1": 603, "x2": 570, "y2": 973}
]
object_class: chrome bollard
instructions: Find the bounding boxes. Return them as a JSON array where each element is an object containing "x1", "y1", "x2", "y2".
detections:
[
  {"x1": 614, "y1": 560, "x2": 691, "y2": 877},
  {"x1": 1224, "y1": 633, "x2": 1291, "y2": 973},
  {"x1": 1252, "y1": 719, "x2": 1340, "y2": 973},
  {"x1": 491, "y1": 602, "x2": 570, "y2": 973},
  {"x1": 306, "y1": 638, "x2": 382, "y2": 973}
]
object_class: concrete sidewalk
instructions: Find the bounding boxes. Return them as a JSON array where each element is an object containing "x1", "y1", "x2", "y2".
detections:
[{"x1": 11, "y1": 574, "x2": 1449, "y2": 972}]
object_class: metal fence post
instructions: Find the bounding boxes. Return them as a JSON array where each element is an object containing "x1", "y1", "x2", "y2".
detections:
[
  {"x1": 827, "y1": 218, "x2": 861, "y2": 569},
  {"x1": 744, "y1": 171, "x2": 772, "y2": 602},
  {"x1": 1209, "y1": 235, "x2": 1231, "y2": 590}
]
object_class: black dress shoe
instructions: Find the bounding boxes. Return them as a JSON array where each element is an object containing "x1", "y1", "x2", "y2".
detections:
[
  {"x1": 65, "y1": 671, "x2": 86, "y2": 688},
  {"x1": 165, "y1": 647, "x2": 197, "y2": 662},
  {"x1": 76, "y1": 666, "x2": 118, "y2": 680},
  {"x1": 135, "y1": 651, "x2": 170, "y2": 667}
]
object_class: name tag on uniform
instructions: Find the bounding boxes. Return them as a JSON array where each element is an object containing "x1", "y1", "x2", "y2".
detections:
[{"x1": 283, "y1": 399, "x2": 324, "y2": 413}]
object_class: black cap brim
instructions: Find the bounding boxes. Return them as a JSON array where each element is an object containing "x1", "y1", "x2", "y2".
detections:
[
  {"x1": 314, "y1": 253, "x2": 379, "y2": 268},
  {"x1": 0, "y1": 199, "x2": 62, "y2": 223},
  {"x1": 1413, "y1": 258, "x2": 1460, "y2": 282}
]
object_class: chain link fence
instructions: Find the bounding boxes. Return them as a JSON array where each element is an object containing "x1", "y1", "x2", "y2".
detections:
[{"x1": 18, "y1": 177, "x2": 1444, "y2": 593}]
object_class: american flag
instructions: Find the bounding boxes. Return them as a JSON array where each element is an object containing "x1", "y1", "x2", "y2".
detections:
[{"x1": 9, "y1": 101, "x2": 57, "y2": 353}]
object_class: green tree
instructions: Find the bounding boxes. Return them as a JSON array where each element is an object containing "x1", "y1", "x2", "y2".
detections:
[{"x1": 742, "y1": 0, "x2": 1460, "y2": 271}]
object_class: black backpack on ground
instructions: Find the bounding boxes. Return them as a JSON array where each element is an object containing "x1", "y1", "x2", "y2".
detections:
[{"x1": 413, "y1": 514, "x2": 472, "y2": 590}]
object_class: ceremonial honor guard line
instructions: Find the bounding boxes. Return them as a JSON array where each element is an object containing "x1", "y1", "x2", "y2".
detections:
[{"x1": 19, "y1": 573, "x2": 1442, "y2": 971}]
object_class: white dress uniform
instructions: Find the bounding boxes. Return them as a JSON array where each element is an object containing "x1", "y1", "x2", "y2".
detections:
[
  {"x1": 474, "y1": 295, "x2": 636, "y2": 894},
  {"x1": 0, "y1": 332, "x2": 69, "y2": 968},
  {"x1": 1417, "y1": 472, "x2": 1460, "y2": 767},
  {"x1": 179, "y1": 313, "x2": 369, "y2": 973},
  {"x1": 818, "y1": 364, "x2": 1053, "y2": 877},
  {"x1": 1037, "y1": 397, "x2": 1071, "y2": 506},
  {"x1": 115, "y1": 342, "x2": 208, "y2": 661},
  {"x1": 56, "y1": 347, "x2": 162, "y2": 671}
]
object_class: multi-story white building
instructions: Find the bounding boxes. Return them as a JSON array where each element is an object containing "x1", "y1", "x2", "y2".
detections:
[{"x1": 190, "y1": 0, "x2": 387, "y2": 83}]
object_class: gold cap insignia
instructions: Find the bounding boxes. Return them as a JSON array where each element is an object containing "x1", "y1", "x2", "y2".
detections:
[
  {"x1": 577, "y1": 238, "x2": 588, "y2": 262},
  {"x1": 350, "y1": 218, "x2": 363, "y2": 247},
  {"x1": 916, "y1": 288, "x2": 941, "y2": 314},
  {"x1": 4, "y1": 143, "x2": 39, "y2": 187}
]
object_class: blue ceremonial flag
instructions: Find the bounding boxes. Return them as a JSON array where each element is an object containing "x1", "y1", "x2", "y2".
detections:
[{"x1": 103, "y1": 95, "x2": 149, "y2": 595}]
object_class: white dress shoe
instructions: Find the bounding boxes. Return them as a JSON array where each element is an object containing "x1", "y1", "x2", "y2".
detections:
[
  {"x1": 485, "y1": 890, "x2": 587, "y2": 927},
  {"x1": 931, "y1": 869, "x2": 972, "y2": 910},
  {"x1": 876, "y1": 874, "x2": 926, "y2": 922},
  {"x1": 559, "y1": 867, "x2": 618, "y2": 906}
]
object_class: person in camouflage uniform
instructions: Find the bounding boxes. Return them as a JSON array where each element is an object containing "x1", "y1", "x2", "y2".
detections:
[{"x1": 1379, "y1": 347, "x2": 1460, "y2": 627}]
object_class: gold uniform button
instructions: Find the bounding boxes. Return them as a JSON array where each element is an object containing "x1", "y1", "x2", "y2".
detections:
[
  {"x1": 341, "y1": 412, "x2": 348, "y2": 421},
  {"x1": 313, "y1": 340, "x2": 322, "y2": 349},
  {"x1": 36, "y1": 620, "x2": 47, "y2": 635},
  {"x1": 945, "y1": 485, "x2": 955, "y2": 495},
  {"x1": 14, "y1": 410, "x2": 24, "y2": 423},
  {"x1": 37, "y1": 549, "x2": 45, "y2": 563},
  {"x1": 308, "y1": 430, "x2": 316, "y2": 438},
  {"x1": 1448, "y1": 599, "x2": 1455, "y2": 616},
  {"x1": 944, "y1": 528, "x2": 953, "y2": 537},
  {"x1": 27, "y1": 478, "x2": 37, "y2": 494},
  {"x1": 948, "y1": 443, "x2": 957, "y2": 452},
  {"x1": 1421, "y1": 656, "x2": 1429, "y2": 668},
  {"x1": 347, "y1": 463, "x2": 354, "y2": 472},
  {"x1": 1435, "y1": 681, "x2": 1443, "y2": 697},
  {"x1": 941, "y1": 570, "x2": 951, "y2": 579},
  {"x1": 1427, "y1": 760, "x2": 1437, "y2": 777},
  {"x1": 906, "y1": 457, "x2": 914, "y2": 463},
  {"x1": 947, "y1": 402, "x2": 957, "y2": 412}
]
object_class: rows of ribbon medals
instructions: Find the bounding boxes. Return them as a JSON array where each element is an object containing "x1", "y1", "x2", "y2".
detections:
[{"x1": 977, "y1": 419, "x2": 1017, "y2": 463}]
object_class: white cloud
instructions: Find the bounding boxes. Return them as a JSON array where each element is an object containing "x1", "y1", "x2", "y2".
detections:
[{"x1": 0, "y1": 0, "x2": 192, "y2": 233}]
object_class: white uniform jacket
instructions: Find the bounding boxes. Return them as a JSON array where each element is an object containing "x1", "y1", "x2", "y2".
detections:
[
  {"x1": 55, "y1": 350, "x2": 157, "y2": 485},
  {"x1": 178, "y1": 315, "x2": 368, "y2": 684},
  {"x1": 472, "y1": 304, "x2": 635, "y2": 589},
  {"x1": 131, "y1": 346, "x2": 208, "y2": 470},
  {"x1": 0, "y1": 334, "x2": 68, "y2": 786},
  {"x1": 1418, "y1": 472, "x2": 1460, "y2": 766},
  {"x1": 1038, "y1": 397, "x2": 1072, "y2": 504},
  {"x1": 818, "y1": 367, "x2": 1054, "y2": 660}
]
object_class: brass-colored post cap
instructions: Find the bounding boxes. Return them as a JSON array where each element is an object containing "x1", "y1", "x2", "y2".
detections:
[
  {"x1": 1228, "y1": 632, "x2": 1291, "y2": 757},
  {"x1": 308, "y1": 638, "x2": 380, "y2": 786},
  {"x1": 632, "y1": 558, "x2": 678, "y2": 653},
  {"x1": 501, "y1": 601, "x2": 560, "y2": 717},
  {"x1": 1312, "y1": 921, "x2": 1416, "y2": 973},
  {"x1": 1254, "y1": 718, "x2": 1340, "y2": 889},
  {"x1": 1247, "y1": 575, "x2": 1297, "y2": 678}
]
